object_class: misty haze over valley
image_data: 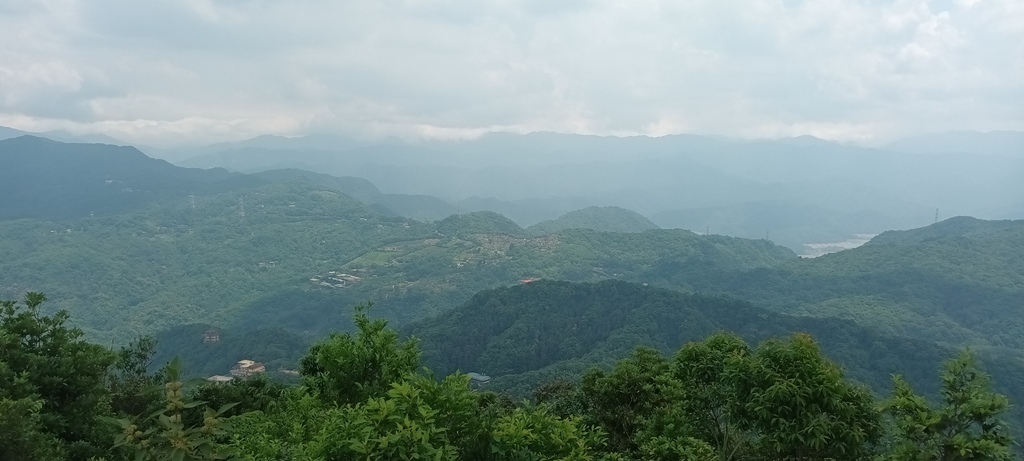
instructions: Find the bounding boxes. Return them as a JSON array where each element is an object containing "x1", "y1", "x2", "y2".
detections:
[{"x1": 4, "y1": 126, "x2": 1020, "y2": 255}]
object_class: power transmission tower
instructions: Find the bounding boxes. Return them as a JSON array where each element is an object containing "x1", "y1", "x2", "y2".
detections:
[{"x1": 934, "y1": 208, "x2": 939, "y2": 224}]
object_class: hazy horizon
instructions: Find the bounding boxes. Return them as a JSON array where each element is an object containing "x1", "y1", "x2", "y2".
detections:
[{"x1": 4, "y1": 122, "x2": 1023, "y2": 150}]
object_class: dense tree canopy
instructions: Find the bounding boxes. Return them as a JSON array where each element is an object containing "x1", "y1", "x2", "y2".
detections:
[
  {"x1": 884, "y1": 351, "x2": 1016, "y2": 461},
  {"x1": 1, "y1": 292, "x2": 1020, "y2": 460},
  {"x1": 0, "y1": 292, "x2": 116, "y2": 460}
]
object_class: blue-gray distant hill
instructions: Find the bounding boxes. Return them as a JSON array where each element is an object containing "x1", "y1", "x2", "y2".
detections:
[
  {"x1": 0, "y1": 125, "x2": 129, "y2": 145},
  {"x1": 0, "y1": 136, "x2": 259, "y2": 220},
  {"x1": 167, "y1": 130, "x2": 1024, "y2": 250},
  {"x1": 0, "y1": 137, "x2": 459, "y2": 222},
  {"x1": 0, "y1": 125, "x2": 31, "y2": 140},
  {"x1": 528, "y1": 206, "x2": 659, "y2": 234}
]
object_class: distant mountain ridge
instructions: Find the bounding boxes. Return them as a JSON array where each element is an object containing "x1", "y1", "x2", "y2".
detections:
[
  {"x1": 0, "y1": 126, "x2": 30, "y2": 140},
  {"x1": 0, "y1": 126, "x2": 127, "y2": 145},
  {"x1": 161, "y1": 129, "x2": 1024, "y2": 251},
  {"x1": 0, "y1": 137, "x2": 462, "y2": 222},
  {"x1": 0, "y1": 136, "x2": 260, "y2": 220},
  {"x1": 0, "y1": 136, "x2": 674, "y2": 228}
]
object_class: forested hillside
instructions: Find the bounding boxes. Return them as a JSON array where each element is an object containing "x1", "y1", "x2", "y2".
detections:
[
  {"x1": 0, "y1": 175, "x2": 794, "y2": 340},
  {"x1": 3, "y1": 291, "x2": 1019, "y2": 461},
  {"x1": 0, "y1": 180, "x2": 434, "y2": 337},
  {"x1": 407, "y1": 280, "x2": 1024, "y2": 402},
  {"x1": 650, "y1": 216, "x2": 1024, "y2": 352},
  {"x1": 528, "y1": 206, "x2": 659, "y2": 234},
  {"x1": 251, "y1": 168, "x2": 457, "y2": 220}
]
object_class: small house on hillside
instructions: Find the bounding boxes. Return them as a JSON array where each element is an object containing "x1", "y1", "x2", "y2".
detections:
[
  {"x1": 230, "y1": 360, "x2": 266, "y2": 378},
  {"x1": 467, "y1": 372, "x2": 491, "y2": 389}
]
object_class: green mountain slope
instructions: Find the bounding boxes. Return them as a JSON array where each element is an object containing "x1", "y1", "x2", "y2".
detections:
[
  {"x1": 405, "y1": 280, "x2": 1024, "y2": 417},
  {"x1": 0, "y1": 179, "x2": 795, "y2": 341},
  {"x1": 0, "y1": 181, "x2": 430, "y2": 338},
  {"x1": 251, "y1": 168, "x2": 456, "y2": 221},
  {"x1": 224, "y1": 223, "x2": 790, "y2": 338},
  {"x1": 867, "y1": 215, "x2": 1023, "y2": 245},
  {"x1": 251, "y1": 169, "x2": 383, "y2": 202},
  {"x1": 435, "y1": 211, "x2": 526, "y2": 237},
  {"x1": 528, "y1": 206, "x2": 659, "y2": 234},
  {"x1": 648, "y1": 217, "x2": 1024, "y2": 351}
]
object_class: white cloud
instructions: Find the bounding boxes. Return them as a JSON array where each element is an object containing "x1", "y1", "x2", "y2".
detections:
[{"x1": 0, "y1": 0, "x2": 1020, "y2": 145}]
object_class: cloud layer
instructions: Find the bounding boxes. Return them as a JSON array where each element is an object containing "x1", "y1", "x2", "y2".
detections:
[{"x1": 1, "y1": 0, "x2": 1021, "y2": 145}]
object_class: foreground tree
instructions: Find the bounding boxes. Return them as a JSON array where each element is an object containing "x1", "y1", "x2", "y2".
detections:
[
  {"x1": 0, "y1": 292, "x2": 116, "y2": 460},
  {"x1": 232, "y1": 304, "x2": 620, "y2": 460},
  {"x1": 491, "y1": 404, "x2": 615, "y2": 461},
  {"x1": 0, "y1": 396, "x2": 63, "y2": 461},
  {"x1": 107, "y1": 335, "x2": 162, "y2": 418},
  {"x1": 884, "y1": 351, "x2": 1015, "y2": 461},
  {"x1": 106, "y1": 357, "x2": 238, "y2": 461},
  {"x1": 671, "y1": 332, "x2": 751, "y2": 460},
  {"x1": 729, "y1": 333, "x2": 882, "y2": 460},
  {"x1": 298, "y1": 302, "x2": 420, "y2": 405},
  {"x1": 581, "y1": 346, "x2": 674, "y2": 453},
  {"x1": 574, "y1": 333, "x2": 883, "y2": 460}
]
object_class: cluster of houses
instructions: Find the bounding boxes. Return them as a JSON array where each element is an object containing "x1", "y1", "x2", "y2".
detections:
[
  {"x1": 310, "y1": 271, "x2": 363, "y2": 289},
  {"x1": 207, "y1": 359, "x2": 267, "y2": 383},
  {"x1": 231, "y1": 360, "x2": 267, "y2": 377},
  {"x1": 207, "y1": 357, "x2": 489, "y2": 391}
]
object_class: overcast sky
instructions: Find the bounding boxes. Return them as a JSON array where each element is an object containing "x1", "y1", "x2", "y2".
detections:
[{"x1": 1, "y1": 0, "x2": 1022, "y2": 146}]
